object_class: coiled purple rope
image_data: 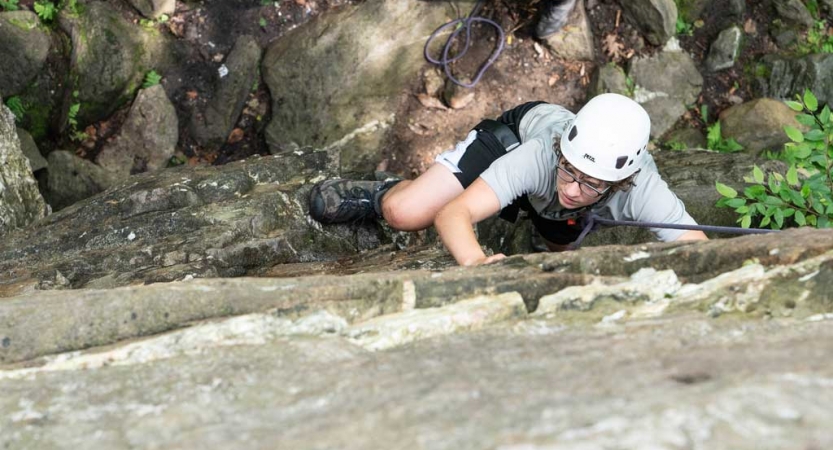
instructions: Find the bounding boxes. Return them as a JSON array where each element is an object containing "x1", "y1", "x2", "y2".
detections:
[
  {"x1": 569, "y1": 212, "x2": 779, "y2": 249},
  {"x1": 424, "y1": 0, "x2": 506, "y2": 88}
]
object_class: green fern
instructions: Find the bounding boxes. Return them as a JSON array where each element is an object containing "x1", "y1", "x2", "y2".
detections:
[
  {"x1": 4, "y1": 96, "x2": 26, "y2": 121},
  {"x1": 0, "y1": 0, "x2": 20, "y2": 11},
  {"x1": 142, "y1": 70, "x2": 163, "y2": 89},
  {"x1": 34, "y1": 1, "x2": 57, "y2": 21}
]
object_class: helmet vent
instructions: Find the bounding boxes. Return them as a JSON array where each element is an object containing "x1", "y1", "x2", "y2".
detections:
[
  {"x1": 628, "y1": 160, "x2": 634, "y2": 166},
  {"x1": 636, "y1": 148, "x2": 642, "y2": 155},
  {"x1": 568, "y1": 126, "x2": 578, "y2": 141},
  {"x1": 615, "y1": 156, "x2": 628, "y2": 169}
]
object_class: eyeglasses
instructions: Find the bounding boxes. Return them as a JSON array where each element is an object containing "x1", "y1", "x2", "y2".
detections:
[{"x1": 555, "y1": 164, "x2": 610, "y2": 198}]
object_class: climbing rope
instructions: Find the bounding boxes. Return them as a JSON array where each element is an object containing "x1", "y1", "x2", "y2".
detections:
[
  {"x1": 424, "y1": 0, "x2": 506, "y2": 88},
  {"x1": 569, "y1": 212, "x2": 779, "y2": 249}
]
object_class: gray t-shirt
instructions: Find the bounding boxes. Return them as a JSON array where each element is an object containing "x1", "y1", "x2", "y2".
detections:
[{"x1": 479, "y1": 103, "x2": 697, "y2": 242}]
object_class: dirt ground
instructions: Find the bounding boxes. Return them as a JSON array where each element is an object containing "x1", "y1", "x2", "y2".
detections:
[{"x1": 26, "y1": 0, "x2": 811, "y2": 177}]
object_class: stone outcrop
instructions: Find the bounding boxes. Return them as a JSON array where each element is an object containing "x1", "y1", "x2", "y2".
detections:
[
  {"x1": 43, "y1": 150, "x2": 117, "y2": 211},
  {"x1": 126, "y1": 0, "x2": 176, "y2": 19}
]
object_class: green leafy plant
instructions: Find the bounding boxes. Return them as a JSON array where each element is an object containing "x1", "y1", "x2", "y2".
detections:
[
  {"x1": 65, "y1": 90, "x2": 88, "y2": 141},
  {"x1": 4, "y1": 96, "x2": 26, "y2": 121},
  {"x1": 60, "y1": 0, "x2": 80, "y2": 15},
  {"x1": 716, "y1": 89, "x2": 833, "y2": 229},
  {"x1": 259, "y1": 16, "x2": 267, "y2": 28},
  {"x1": 706, "y1": 121, "x2": 744, "y2": 153},
  {"x1": 675, "y1": 16, "x2": 694, "y2": 36},
  {"x1": 0, "y1": 0, "x2": 20, "y2": 11},
  {"x1": 666, "y1": 140, "x2": 688, "y2": 151},
  {"x1": 142, "y1": 70, "x2": 162, "y2": 88},
  {"x1": 34, "y1": 1, "x2": 57, "y2": 21}
]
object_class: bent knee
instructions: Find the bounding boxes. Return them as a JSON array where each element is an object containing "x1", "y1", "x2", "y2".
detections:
[{"x1": 382, "y1": 196, "x2": 429, "y2": 231}]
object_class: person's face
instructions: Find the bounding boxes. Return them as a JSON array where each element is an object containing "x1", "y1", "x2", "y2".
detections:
[{"x1": 555, "y1": 158, "x2": 611, "y2": 209}]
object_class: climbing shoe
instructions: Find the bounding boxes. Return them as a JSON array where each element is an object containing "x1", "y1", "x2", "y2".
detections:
[
  {"x1": 535, "y1": 0, "x2": 577, "y2": 39},
  {"x1": 308, "y1": 179, "x2": 399, "y2": 224}
]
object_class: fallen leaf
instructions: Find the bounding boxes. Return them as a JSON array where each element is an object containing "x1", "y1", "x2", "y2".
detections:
[
  {"x1": 744, "y1": 19, "x2": 756, "y2": 34},
  {"x1": 533, "y1": 42, "x2": 545, "y2": 59},
  {"x1": 548, "y1": 74, "x2": 560, "y2": 87},
  {"x1": 602, "y1": 33, "x2": 624, "y2": 60},
  {"x1": 84, "y1": 125, "x2": 97, "y2": 140},
  {"x1": 416, "y1": 93, "x2": 448, "y2": 110},
  {"x1": 227, "y1": 128, "x2": 245, "y2": 144},
  {"x1": 186, "y1": 90, "x2": 199, "y2": 100}
]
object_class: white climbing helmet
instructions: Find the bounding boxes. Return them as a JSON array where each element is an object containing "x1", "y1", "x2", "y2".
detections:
[{"x1": 559, "y1": 93, "x2": 651, "y2": 182}]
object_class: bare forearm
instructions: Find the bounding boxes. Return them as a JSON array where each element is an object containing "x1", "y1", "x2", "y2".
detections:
[{"x1": 434, "y1": 206, "x2": 486, "y2": 266}]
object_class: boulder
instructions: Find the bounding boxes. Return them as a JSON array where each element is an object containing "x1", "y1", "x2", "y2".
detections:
[
  {"x1": 705, "y1": 26, "x2": 742, "y2": 72},
  {"x1": 588, "y1": 63, "x2": 630, "y2": 97},
  {"x1": 771, "y1": 0, "x2": 814, "y2": 29},
  {"x1": 16, "y1": 127, "x2": 47, "y2": 172},
  {"x1": 43, "y1": 150, "x2": 117, "y2": 211},
  {"x1": 620, "y1": 0, "x2": 677, "y2": 46},
  {"x1": 630, "y1": 41, "x2": 703, "y2": 137},
  {"x1": 97, "y1": 84, "x2": 178, "y2": 177},
  {"x1": 58, "y1": 1, "x2": 173, "y2": 126},
  {"x1": 539, "y1": 0, "x2": 595, "y2": 61},
  {"x1": 0, "y1": 103, "x2": 48, "y2": 236},
  {"x1": 719, "y1": 98, "x2": 803, "y2": 154},
  {"x1": 0, "y1": 11, "x2": 50, "y2": 97},
  {"x1": 190, "y1": 35, "x2": 261, "y2": 150},
  {"x1": 262, "y1": 0, "x2": 456, "y2": 176},
  {"x1": 664, "y1": 127, "x2": 707, "y2": 149},
  {"x1": 126, "y1": 0, "x2": 176, "y2": 19}
]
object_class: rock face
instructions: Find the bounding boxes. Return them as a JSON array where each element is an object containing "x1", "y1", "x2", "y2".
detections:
[
  {"x1": 705, "y1": 26, "x2": 742, "y2": 72},
  {"x1": 126, "y1": 0, "x2": 175, "y2": 19},
  {"x1": 0, "y1": 11, "x2": 51, "y2": 97},
  {"x1": 2, "y1": 228, "x2": 833, "y2": 449},
  {"x1": 0, "y1": 103, "x2": 47, "y2": 235},
  {"x1": 262, "y1": 0, "x2": 455, "y2": 176}
]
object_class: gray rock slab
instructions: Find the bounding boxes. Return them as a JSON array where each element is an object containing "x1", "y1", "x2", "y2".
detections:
[
  {"x1": 96, "y1": 84, "x2": 178, "y2": 177},
  {"x1": 2, "y1": 312, "x2": 832, "y2": 449},
  {"x1": 0, "y1": 11, "x2": 50, "y2": 97},
  {"x1": 0, "y1": 104, "x2": 47, "y2": 235},
  {"x1": 190, "y1": 35, "x2": 261, "y2": 150},
  {"x1": 262, "y1": 0, "x2": 456, "y2": 176}
]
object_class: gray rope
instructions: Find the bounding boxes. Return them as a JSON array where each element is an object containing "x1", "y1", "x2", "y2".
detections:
[{"x1": 569, "y1": 212, "x2": 778, "y2": 249}]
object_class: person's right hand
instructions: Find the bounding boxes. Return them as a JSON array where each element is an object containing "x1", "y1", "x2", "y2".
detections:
[{"x1": 463, "y1": 253, "x2": 506, "y2": 266}]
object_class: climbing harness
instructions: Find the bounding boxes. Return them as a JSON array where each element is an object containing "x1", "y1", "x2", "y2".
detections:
[
  {"x1": 424, "y1": 0, "x2": 506, "y2": 88},
  {"x1": 569, "y1": 212, "x2": 780, "y2": 250}
]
